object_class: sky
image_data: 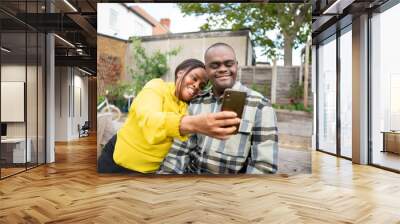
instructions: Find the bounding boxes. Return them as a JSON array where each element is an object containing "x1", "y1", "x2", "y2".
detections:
[{"x1": 128, "y1": 3, "x2": 303, "y2": 66}]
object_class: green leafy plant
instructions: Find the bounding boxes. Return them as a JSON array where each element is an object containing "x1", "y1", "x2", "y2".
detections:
[
  {"x1": 272, "y1": 103, "x2": 312, "y2": 113},
  {"x1": 128, "y1": 37, "x2": 180, "y2": 94},
  {"x1": 97, "y1": 95, "x2": 105, "y2": 106},
  {"x1": 250, "y1": 83, "x2": 270, "y2": 97},
  {"x1": 104, "y1": 82, "x2": 135, "y2": 112},
  {"x1": 288, "y1": 81, "x2": 304, "y2": 104}
]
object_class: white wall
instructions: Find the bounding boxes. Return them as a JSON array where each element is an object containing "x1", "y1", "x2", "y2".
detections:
[
  {"x1": 97, "y1": 3, "x2": 153, "y2": 40},
  {"x1": 55, "y1": 67, "x2": 89, "y2": 141},
  {"x1": 55, "y1": 66, "x2": 68, "y2": 141},
  {"x1": 72, "y1": 73, "x2": 89, "y2": 138},
  {"x1": 1, "y1": 65, "x2": 40, "y2": 137},
  {"x1": 1, "y1": 65, "x2": 26, "y2": 139}
]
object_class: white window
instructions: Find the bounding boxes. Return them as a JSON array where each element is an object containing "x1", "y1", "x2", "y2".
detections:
[
  {"x1": 339, "y1": 28, "x2": 352, "y2": 158},
  {"x1": 109, "y1": 8, "x2": 118, "y2": 31},
  {"x1": 133, "y1": 20, "x2": 146, "y2": 36},
  {"x1": 371, "y1": 2, "x2": 400, "y2": 170},
  {"x1": 317, "y1": 36, "x2": 337, "y2": 155},
  {"x1": 390, "y1": 74, "x2": 400, "y2": 130}
]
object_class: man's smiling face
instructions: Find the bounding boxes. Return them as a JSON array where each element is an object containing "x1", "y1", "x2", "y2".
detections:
[{"x1": 205, "y1": 45, "x2": 238, "y2": 96}]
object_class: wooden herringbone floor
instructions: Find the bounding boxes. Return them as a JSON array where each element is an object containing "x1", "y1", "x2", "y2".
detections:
[{"x1": 1, "y1": 135, "x2": 400, "y2": 223}]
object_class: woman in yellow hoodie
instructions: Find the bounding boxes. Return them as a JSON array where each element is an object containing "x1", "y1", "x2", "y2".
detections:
[{"x1": 98, "y1": 59, "x2": 240, "y2": 173}]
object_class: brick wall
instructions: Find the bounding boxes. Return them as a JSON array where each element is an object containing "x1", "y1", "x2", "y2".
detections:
[{"x1": 97, "y1": 35, "x2": 128, "y2": 95}]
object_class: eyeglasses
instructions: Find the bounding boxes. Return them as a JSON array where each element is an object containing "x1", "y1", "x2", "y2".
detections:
[{"x1": 207, "y1": 60, "x2": 237, "y2": 69}]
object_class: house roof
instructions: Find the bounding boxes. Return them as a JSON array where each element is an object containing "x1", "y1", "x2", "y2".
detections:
[
  {"x1": 127, "y1": 5, "x2": 170, "y2": 34},
  {"x1": 120, "y1": 3, "x2": 155, "y2": 27},
  {"x1": 137, "y1": 29, "x2": 252, "y2": 42}
]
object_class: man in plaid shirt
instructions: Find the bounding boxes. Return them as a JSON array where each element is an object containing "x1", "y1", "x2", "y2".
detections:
[{"x1": 158, "y1": 43, "x2": 278, "y2": 174}]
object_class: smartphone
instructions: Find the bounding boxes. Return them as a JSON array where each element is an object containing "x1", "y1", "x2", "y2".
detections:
[{"x1": 221, "y1": 89, "x2": 247, "y2": 134}]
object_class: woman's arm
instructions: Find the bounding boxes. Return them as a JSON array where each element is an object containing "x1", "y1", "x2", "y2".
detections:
[
  {"x1": 135, "y1": 80, "x2": 241, "y2": 143},
  {"x1": 135, "y1": 84, "x2": 187, "y2": 145},
  {"x1": 179, "y1": 111, "x2": 241, "y2": 140}
]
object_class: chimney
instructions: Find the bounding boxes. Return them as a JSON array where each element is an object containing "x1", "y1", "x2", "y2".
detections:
[{"x1": 160, "y1": 18, "x2": 170, "y2": 29}]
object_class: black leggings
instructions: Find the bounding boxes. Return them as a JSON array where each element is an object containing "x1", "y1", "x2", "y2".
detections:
[{"x1": 97, "y1": 135, "x2": 138, "y2": 174}]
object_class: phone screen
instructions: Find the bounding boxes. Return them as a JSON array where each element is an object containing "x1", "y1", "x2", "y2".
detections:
[{"x1": 221, "y1": 89, "x2": 247, "y2": 134}]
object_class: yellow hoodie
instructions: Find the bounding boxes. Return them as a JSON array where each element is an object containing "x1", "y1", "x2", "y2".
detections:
[{"x1": 113, "y1": 79, "x2": 188, "y2": 173}]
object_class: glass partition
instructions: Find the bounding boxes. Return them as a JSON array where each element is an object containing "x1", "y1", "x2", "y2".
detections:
[
  {"x1": 38, "y1": 32, "x2": 45, "y2": 165},
  {"x1": 0, "y1": 1, "x2": 46, "y2": 179},
  {"x1": 1, "y1": 30, "x2": 28, "y2": 177},
  {"x1": 27, "y1": 31, "x2": 38, "y2": 169}
]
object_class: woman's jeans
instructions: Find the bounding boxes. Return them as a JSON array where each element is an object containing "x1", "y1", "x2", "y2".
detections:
[{"x1": 97, "y1": 135, "x2": 138, "y2": 174}]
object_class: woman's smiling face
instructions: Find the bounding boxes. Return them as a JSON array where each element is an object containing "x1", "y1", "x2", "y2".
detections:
[{"x1": 176, "y1": 67, "x2": 208, "y2": 102}]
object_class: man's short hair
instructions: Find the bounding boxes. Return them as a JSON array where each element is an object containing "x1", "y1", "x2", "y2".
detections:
[{"x1": 204, "y1": 42, "x2": 236, "y2": 61}]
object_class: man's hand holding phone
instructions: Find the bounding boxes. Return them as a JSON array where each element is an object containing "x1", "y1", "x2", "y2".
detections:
[
  {"x1": 221, "y1": 89, "x2": 247, "y2": 134},
  {"x1": 180, "y1": 111, "x2": 240, "y2": 140},
  {"x1": 179, "y1": 89, "x2": 246, "y2": 140}
]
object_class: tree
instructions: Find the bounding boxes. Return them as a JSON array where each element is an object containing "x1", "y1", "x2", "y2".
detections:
[
  {"x1": 128, "y1": 37, "x2": 180, "y2": 95},
  {"x1": 303, "y1": 37, "x2": 311, "y2": 108},
  {"x1": 178, "y1": 3, "x2": 311, "y2": 66}
]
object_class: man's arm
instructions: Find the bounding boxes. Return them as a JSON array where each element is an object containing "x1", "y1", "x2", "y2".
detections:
[
  {"x1": 158, "y1": 102, "x2": 200, "y2": 174},
  {"x1": 246, "y1": 99, "x2": 278, "y2": 174},
  {"x1": 157, "y1": 135, "x2": 197, "y2": 174}
]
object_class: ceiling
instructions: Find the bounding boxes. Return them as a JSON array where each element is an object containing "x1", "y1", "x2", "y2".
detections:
[
  {"x1": 0, "y1": 0, "x2": 97, "y2": 74},
  {"x1": 312, "y1": 0, "x2": 389, "y2": 43}
]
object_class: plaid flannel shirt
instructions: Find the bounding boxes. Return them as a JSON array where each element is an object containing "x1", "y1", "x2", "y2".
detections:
[{"x1": 158, "y1": 81, "x2": 278, "y2": 174}]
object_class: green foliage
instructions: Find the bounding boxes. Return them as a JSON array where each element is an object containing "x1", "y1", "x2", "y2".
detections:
[
  {"x1": 272, "y1": 103, "x2": 312, "y2": 113},
  {"x1": 272, "y1": 80, "x2": 311, "y2": 113},
  {"x1": 250, "y1": 83, "x2": 270, "y2": 97},
  {"x1": 288, "y1": 81, "x2": 304, "y2": 104},
  {"x1": 97, "y1": 95, "x2": 105, "y2": 106},
  {"x1": 128, "y1": 37, "x2": 180, "y2": 94},
  {"x1": 178, "y1": 3, "x2": 311, "y2": 64},
  {"x1": 202, "y1": 81, "x2": 213, "y2": 93},
  {"x1": 104, "y1": 82, "x2": 135, "y2": 112}
]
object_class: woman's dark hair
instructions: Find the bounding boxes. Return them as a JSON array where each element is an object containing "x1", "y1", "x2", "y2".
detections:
[
  {"x1": 174, "y1": 58, "x2": 206, "y2": 101},
  {"x1": 174, "y1": 58, "x2": 205, "y2": 80}
]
